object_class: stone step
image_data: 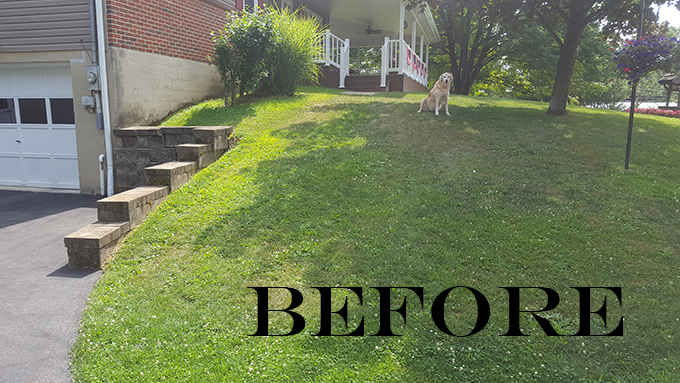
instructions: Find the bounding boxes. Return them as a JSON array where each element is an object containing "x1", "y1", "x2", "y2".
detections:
[
  {"x1": 64, "y1": 221, "x2": 130, "y2": 269},
  {"x1": 145, "y1": 161, "x2": 197, "y2": 192},
  {"x1": 192, "y1": 126, "x2": 234, "y2": 151},
  {"x1": 160, "y1": 127, "x2": 196, "y2": 147},
  {"x1": 97, "y1": 186, "x2": 169, "y2": 227},
  {"x1": 176, "y1": 143, "x2": 212, "y2": 168}
]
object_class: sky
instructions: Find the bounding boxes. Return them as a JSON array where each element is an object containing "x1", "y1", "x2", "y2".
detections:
[{"x1": 657, "y1": 3, "x2": 680, "y2": 27}]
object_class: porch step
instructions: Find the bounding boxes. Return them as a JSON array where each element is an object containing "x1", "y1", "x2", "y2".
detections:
[
  {"x1": 145, "y1": 161, "x2": 197, "y2": 192},
  {"x1": 96, "y1": 186, "x2": 169, "y2": 228},
  {"x1": 64, "y1": 221, "x2": 130, "y2": 269},
  {"x1": 344, "y1": 75, "x2": 384, "y2": 93}
]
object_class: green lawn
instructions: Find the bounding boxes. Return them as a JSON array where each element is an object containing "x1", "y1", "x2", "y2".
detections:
[{"x1": 72, "y1": 86, "x2": 680, "y2": 382}]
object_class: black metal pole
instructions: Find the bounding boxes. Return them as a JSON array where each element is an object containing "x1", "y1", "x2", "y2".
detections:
[
  {"x1": 625, "y1": 81, "x2": 637, "y2": 170},
  {"x1": 624, "y1": 0, "x2": 644, "y2": 170}
]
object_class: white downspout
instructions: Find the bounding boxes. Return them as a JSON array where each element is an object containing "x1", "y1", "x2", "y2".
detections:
[
  {"x1": 98, "y1": 154, "x2": 105, "y2": 195},
  {"x1": 94, "y1": 0, "x2": 114, "y2": 196}
]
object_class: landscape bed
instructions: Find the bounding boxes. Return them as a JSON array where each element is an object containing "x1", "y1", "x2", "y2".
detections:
[{"x1": 71, "y1": 87, "x2": 680, "y2": 382}]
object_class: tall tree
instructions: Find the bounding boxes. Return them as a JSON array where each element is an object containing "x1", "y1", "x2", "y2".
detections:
[
  {"x1": 408, "y1": 0, "x2": 514, "y2": 95},
  {"x1": 524, "y1": 0, "x2": 663, "y2": 115}
]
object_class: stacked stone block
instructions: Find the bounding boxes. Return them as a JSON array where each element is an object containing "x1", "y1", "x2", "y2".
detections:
[{"x1": 113, "y1": 125, "x2": 234, "y2": 193}]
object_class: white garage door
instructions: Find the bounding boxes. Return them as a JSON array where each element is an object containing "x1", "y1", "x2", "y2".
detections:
[{"x1": 0, "y1": 64, "x2": 79, "y2": 189}]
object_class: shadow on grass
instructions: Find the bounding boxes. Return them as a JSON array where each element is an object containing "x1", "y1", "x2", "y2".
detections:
[{"x1": 181, "y1": 96, "x2": 680, "y2": 381}]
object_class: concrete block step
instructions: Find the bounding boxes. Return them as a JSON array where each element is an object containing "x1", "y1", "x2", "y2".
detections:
[
  {"x1": 97, "y1": 186, "x2": 169, "y2": 227},
  {"x1": 145, "y1": 161, "x2": 197, "y2": 192},
  {"x1": 64, "y1": 221, "x2": 130, "y2": 269},
  {"x1": 192, "y1": 126, "x2": 234, "y2": 151}
]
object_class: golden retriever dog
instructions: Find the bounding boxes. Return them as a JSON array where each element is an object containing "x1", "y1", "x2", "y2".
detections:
[{"x1": 417, "y1": 72, "x2": 452, "y2": 116}]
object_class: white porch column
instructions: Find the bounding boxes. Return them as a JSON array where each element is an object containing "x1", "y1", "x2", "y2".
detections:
[
  {"x1": 425, "y1": 43, "x2": 429, "y2": 84},
  {"x1": 410, "y1": 14, "x2": 417, "y2": 78},
  {"x1": 411, "y1": 17, "x2": 417, "y2": 50},
  {"x1": 420, "y1": 35, "x2": 424, "y2": 59},
  {"x1": 399, "y1": 0, "x2": 405, "y2": 74},
  {"x1": 381, "y1": 36, "x2": 389, "y2": 88}
]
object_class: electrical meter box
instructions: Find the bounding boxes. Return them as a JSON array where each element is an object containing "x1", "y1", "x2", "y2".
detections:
[{"x1": 86, "y1": 66, "x2": 100, "y2": 91}]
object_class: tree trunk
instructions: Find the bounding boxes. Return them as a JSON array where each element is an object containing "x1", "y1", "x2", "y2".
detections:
[{"x1": 546, "y1": 22, "x2": 585, "y2": 116}]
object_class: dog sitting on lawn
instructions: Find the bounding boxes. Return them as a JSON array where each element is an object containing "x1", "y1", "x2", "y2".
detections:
[{"x1": 417, "y1": 72, "x2": 452, "y2": 116}]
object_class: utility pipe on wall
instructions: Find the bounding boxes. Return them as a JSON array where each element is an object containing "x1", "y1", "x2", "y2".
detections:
[
  {"x1": 94, "y1": 0, "x2": 114, "y2": 196},
  {"x1": 98, "y1": 154, "x2": 105, "y2": 196}
]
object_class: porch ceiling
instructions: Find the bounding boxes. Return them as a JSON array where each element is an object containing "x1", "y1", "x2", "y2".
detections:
[{"x1": 302, "y1": 0, "x2": 440, "y2": 47}]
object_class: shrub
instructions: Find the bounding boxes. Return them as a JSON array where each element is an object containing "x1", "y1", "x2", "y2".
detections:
[
  {"x1": 624, "y1": 108, "x2": 680, "y2": 119},
  {"x1": 210, "y1": 35, "x2": 241, "y2": 106},
  {"x1": 210, "y1": 6, "x2": 321, "y2": 106}
]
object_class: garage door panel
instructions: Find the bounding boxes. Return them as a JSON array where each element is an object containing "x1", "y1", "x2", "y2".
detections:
[
  {"x1": 0, "y1": 156, "x2": 23, "y2": 184},
  {"x1": 0, "y1": 127, "x2": 20, "y2": 153},
  {"x1": 15, "y1": 69, "x2": 48, "y2": 96},
  {"x1": 23, "y1": 156, "x2": 53, "y2": 184},
  {"x1": 52, "y1": 127, "x2": 77, "y2": 155},
  {"x1": 47, "y1": 67, "x2": 73, "y2": 97},
  {"x1": 19, "y1": 126, "x2": 53, "y2": 155},
  {"x1": 0, "y1": 72, "x2": 15, "y2": 96},
  {"x1": 54, "y1": 157, "x2": 79, "y2": 187}
]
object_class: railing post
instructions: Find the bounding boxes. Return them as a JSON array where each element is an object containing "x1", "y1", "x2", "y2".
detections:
[
  {"x1": 325, "y1": 29, "x2": 331, "y2": 66},
  {"x1": 340, "y1": 38, "x2": 350, "y2": 89},
  {"x1": 398, "y1": 40, "x2": 405, "y2": 74},
  {"x1": 381, "y1": 37, "x2": 389, "y2": 88}
]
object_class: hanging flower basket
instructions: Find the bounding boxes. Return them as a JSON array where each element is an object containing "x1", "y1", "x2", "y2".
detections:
[{"x1": 612, "y1": 36, "x2": 680, "y2": 82}]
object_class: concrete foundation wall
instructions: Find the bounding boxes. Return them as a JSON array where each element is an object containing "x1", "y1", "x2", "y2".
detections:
[{"x1": 108, "y1": 47, "x2": 223, "y2": 129}]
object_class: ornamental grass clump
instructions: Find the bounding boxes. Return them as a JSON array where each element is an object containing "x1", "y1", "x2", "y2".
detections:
[{"x1": 612, "y1": 35, "x2": 680, "y2": 82}]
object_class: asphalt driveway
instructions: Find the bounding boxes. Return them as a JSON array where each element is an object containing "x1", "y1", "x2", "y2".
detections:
[{"x1": 0, "y1": 189, "x2": 101, "y2": 383}]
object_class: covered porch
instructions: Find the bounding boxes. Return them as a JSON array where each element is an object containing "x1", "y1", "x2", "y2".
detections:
[{"x1": 302, "y1": 0, "x2": 439, "y2": 92}]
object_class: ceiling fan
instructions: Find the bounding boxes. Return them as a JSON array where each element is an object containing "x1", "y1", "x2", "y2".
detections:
[{"x1": 362, "y1": 25, "x2": 383, "y2": 35}]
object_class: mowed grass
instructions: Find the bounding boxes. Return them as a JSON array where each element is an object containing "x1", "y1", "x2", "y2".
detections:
[{"x1": 71, "y1": 86, "x2": 680, "y2": 382}]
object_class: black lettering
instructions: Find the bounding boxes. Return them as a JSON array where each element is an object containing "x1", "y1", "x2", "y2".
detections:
[
  {"x1": 249, "y1": 287, "x2": 305, "y2": 336},
  {"x1": 501, "y1": 287, "x2": 563, "y2": 336},
  {"x1": 431, "y1": 286, "x2": 490, "y2": 337},
  {"x1": 371, "y1": 287, "x2": 424, "y2": 336},
  {"x1": 313, "y1": 287, "x2": 364, "y2": 336},
  {"x1": 572, "y1": 287, "x2": 623, "y2": 336}
]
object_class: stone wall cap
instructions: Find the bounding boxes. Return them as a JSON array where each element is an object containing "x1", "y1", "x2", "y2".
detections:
[{"x1": 114, "y1": 126, "x2": 163, "y2": 136}]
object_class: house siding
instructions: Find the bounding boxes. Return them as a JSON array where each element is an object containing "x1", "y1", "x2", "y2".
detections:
[
  {"x1": 106, "y1": 0, "x2": 236, "y2": 63},
  {"x1": 0, "y1": 0, "x2": 92, "y2": 53}
]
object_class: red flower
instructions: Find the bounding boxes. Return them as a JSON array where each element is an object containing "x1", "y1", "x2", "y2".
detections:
[{"x1": 610, "y1": 48, "x2": 614, "y2": 51}]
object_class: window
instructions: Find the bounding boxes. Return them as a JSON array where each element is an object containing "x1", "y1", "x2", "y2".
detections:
[
  {"x1": 18, "y1": 99, "x2": 47, "y2": 124},
  {"x1": 50, "y1": 98, "x2": 75, "y2": 124},
  {"x1": 244, "y1": 0, "x2": 258, "y2": 11},
  {"x1": 0, "y1": 99, "x2": 16, "y2": 123}
]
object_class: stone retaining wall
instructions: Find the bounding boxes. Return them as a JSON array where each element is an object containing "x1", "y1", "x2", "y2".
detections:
[{"x1": 113, "y1": 126, "x2": 234, "y2": 193}]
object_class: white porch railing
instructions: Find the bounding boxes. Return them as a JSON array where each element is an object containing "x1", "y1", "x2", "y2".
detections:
[
  {"x1": 381, "y1": 37, "x2": 428, "y2": 88},
  {"x1": 315, "y1": 30, "x2": 350, "y2": 88}
]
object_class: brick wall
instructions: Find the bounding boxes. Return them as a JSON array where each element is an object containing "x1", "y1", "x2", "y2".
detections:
[{"x1": 106, "y1": 0, "x2": 236, "y2": 63}]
